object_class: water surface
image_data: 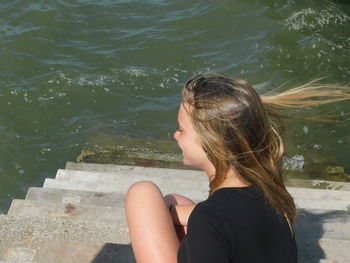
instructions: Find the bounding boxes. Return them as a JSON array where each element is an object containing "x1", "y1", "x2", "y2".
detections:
[{"x1": 0, "y1": 0, "x2": 349, "y2": 213}]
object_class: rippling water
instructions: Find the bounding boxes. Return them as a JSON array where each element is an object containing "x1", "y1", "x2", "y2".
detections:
[{"x1": 0, "y1": 0, "x2": 349, "y2": 213}]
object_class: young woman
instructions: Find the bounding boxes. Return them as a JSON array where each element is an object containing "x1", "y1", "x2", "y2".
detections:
[{"x1": 125, "y1": 73, "x2": 349, "y2": 263}]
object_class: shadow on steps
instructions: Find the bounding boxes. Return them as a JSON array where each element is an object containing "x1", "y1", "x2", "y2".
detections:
[
  {"x1": 295, "y1": 209, "x2": 350, "y2": 263},
  {"x1": 91, "y1": 243, "x2": 135, "y2": 263}
]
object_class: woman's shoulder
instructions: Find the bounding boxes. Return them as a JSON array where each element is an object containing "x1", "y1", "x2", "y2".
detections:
[
  {"x1": 197, "y1": 185, "x2": 274, "y2": 221},
  {"x1": 190, "y1": 185, "x2": 269, "y2": 224},
  {"x1": 188, "y1": 201, "x2": 232, "y2": 236},
  {"x1": 187, "y1": 199, "x2": 235, "y2": 247},
  {"x1": 189, "y1": 197, "x2": 233, "y2": 228},
  {"x1": 189, "y1": 201, "x2": 223, "y2": 223}
]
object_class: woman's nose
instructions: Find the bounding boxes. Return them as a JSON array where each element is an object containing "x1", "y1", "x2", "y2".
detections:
[{"x1": 173, "y1": 130, "x2": 179, "y2": 141}]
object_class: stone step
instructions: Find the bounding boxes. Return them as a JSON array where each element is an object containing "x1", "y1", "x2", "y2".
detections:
[
  {"x1": 57, "y1": 169, "x2": 350, "y2": 202},
  {"x1": 285, "y1": 178, "x2": 350, "y2": 191},
  {"x1": 0, "y1": 208, "x2": 350, "y2": 242},
  {"x1": 293, "y1": 198, "x2": 350, "y2": 211},
  {"x1": 7, "y1": 200, "x2": 124, "y2": 225},
  {"x1": 65, "y1": 162, "x2": 206, "y2": 182},
  {"x1": 6, "y1": 199, "x2": 350, "y2": 241},
  {"x1": 1, "y1": 213, "x2": 349, "y2": 263},
  {"x1": 44, "y1": 177, "x2": 350, "y2": 210},
  {"x1": 66, "y1": 162, "x2": 350, "y2": 191},
  {"x1": 0, "y1": 215, "x2": 129, "y2": 245},
  {"x1": 24, "y1": 180, "x2": 350, "y2": 213},
  {"x1": 296, "y1": 208, "x2": 350, "y2": 219},
  {"x1": 318, "y1": 260, "x2": 349, "y2": 263},
  {"x1": 26, "y1": 187, "x2": 124, "y2": 207},
  {"x1": 56, "y1": 169, "x2": 208, "y2": 189},
  {"x1": 0, "y1": 215, "x2": 132, "y2": 262},
  {"x1": 295, "y1": 209, "x2": 350, "y2": 241},
  {"x1": 298, "y1": 220, "x2": 350, "y2": 240},
  {"x1": 7, "y1": 194, "x2": 349, "y2": 241},
  {"x1": 1, "y1": 204, "x2": 349, "y2": 262},
  {"x1": 297, "y1": 238, "x2": 350, "y2": 263},
  {"x1": 25, "y1": 188, "x2": 350, "y2": 215},
  {"x1": 43, "y1": 178, "x2": 208, "y2": 201},
  {"x1": 3, "y1": 239, "x2": 348, "y2": 263},
  {"x1": 287, "y1": 187, "x2": 350, "y2": 202},
  {"x1": 0, "y1": 239, "x2": 135, "y2": 263}
]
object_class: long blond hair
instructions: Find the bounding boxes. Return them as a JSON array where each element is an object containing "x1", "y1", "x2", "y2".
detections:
[{"x1": 182, "y1": 73, "x2": 349, "y2": 227}]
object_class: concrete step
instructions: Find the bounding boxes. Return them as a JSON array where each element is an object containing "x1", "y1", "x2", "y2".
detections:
[
  {"x1": 318, "y1": 260, "x2": 349, "y2": 263},
  {"x1": 2, "y1": 238, "x2": 348, "y2": 263},
  {"x1": 56, "y1": 168, "x2": 350, "y2": 202},
  {"x1": 285, "y1": 178, "x2": 350, "y2": 191},
  {"x1": 7, "y1": 200, "x2": 124, "y2": 225},
  {"x1": 287, "y1": 187, "x2": 350, "y2": 202},
  {"x1": 0, "y1": 215, "x2": 129, "y2": 245},
  {"x1": 66, "y1": 162, "x2": 350, "y2": 191},
  {"x1": 0, "y1": 239, "x2": 135, "y2": 263},
  {"x1": 43, "y1": 178, "x2": 208, "y2": 201},
  {"x1": 295, "y1": 209, "x2": 350, "y2": 241},
  {"x1": 8, "y1": 200, "x2": 349, "y2": 241},
  {"x1": 298, "y1": 238, "x2": 350, "y2": 263},
  {"x1": 293, "y1": 198, "x2": 350, "y2": 211},
  {"x1": 55, "y1": 169, "x2": 208, "y2": 189},
  {"x1": 297, "y1": 208, "x2": 350, "y2": 219},
  {"x1": 44, "y1": 176, "x2": 350, "y2": 210},
  {"x1": 1, "y1": 203, "x2": 349, "y2": 262},
  {"x1": 0, "y1": 215, "x2": 132, "y2": 263},
  {"x1": 1, "y1": 213, "x2": 348, "y2": 263},
  {"x1": 26, "y1": 187, "x2": 124, "y2": 207},
  {"x1": 57, "y1": 169, "x2": 350, "y2": 202},
  {"x1": 26, "y1": 185, "x2": 350, "y2": 212},
  {"x1": 65, "y1": 162, "x2": 206, "y2": 182}
]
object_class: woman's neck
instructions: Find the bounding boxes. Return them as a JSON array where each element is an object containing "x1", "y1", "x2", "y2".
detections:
[
  {"x1": 207, "y1": 168, "x2": 251, "y2": 189},
  {"x1": 219, "y1": 175, "x2": 251, "y2": 188}
]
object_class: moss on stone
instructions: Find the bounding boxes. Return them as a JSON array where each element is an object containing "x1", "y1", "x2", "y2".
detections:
[{"x1": 77, "y1": 142, "x2": 349, "y2": 182}]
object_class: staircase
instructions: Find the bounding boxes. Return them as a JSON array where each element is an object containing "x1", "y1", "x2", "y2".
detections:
[{"x1": 0, "y1": 162, "x2": 349, "y2": 263}]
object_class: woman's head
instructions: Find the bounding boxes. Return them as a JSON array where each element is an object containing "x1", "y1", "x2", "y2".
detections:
[{"x1": 181, "y1": 73, "x2": 284, "y2": 194}]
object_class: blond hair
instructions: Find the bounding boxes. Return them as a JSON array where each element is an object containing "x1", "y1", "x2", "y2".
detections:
[{"x1": 182, "y1": 73, "x2": 350, "y2": 228}]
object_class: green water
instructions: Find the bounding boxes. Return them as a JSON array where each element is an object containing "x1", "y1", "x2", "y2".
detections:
[{"x1": 0, "y1": 0, "x2": 349, "y2": 213}]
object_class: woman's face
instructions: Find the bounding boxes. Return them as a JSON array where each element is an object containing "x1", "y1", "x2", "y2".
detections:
[{"x1": 174, "y1": 103, "x2": 214, "y2": 173}]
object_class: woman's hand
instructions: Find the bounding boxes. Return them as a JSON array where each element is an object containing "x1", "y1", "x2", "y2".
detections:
[
  {"x1": 170, "y1": 204, "x2": 195, "y2": 241},
  {"x1": 164, "y1": 193, "x2": 196, "y2": 241},
  {"x1": 170, "y1": 204, "x2": 195, "y2": 227}
]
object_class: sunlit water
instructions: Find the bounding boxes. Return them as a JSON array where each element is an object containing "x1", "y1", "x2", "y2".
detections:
[{"x1": 0, "y1": 0, "x2": 349, "y2": 213}]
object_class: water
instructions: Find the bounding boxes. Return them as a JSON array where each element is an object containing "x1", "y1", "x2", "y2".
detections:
[{"x1": 0, "y1": 0, "x2": 349, "y2": 213}]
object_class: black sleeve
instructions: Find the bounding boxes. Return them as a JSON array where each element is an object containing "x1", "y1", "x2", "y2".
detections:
[{"x1": 184, "y1": 203, "x2": 233, "y2": 263}]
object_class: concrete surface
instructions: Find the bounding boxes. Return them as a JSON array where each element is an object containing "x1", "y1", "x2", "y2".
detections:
[
  {"x1": 0, "y1": 215, "x2": 129, "y2": 244},
  {"x1": 51, "y1": 169, "x2": 350, "y2": 211},
  {"x1": 7, "y1": 200, "x2": 122, "y2": 225},
  {"x1": 0, "y1": 163, "x2": 349, "y2": 263},
  {"x1": 0, "y1": 215, "x2": 132, "y2": 263},
  {"x1": 26, "y1": 187, "x2": 124, "y2": 207},
  {"x1": 43, "y1": 178, "x2": 207, "y2": 201},
  {"x1": 66, "y1": 162, "x2": 350, "y2": 191},
  {"x1": 55, "y1": 169, "x2": 209, "y2": 189}
]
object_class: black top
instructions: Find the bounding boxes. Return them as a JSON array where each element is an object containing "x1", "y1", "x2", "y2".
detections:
[{"x1": 177, "y1": 185, "x2": 297, "y2": 263}]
